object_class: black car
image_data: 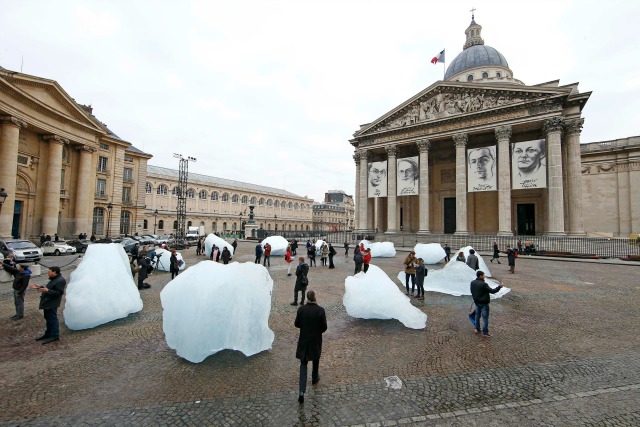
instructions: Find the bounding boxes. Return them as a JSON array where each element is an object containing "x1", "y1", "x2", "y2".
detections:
[{"x1": 66, "y1": 239, "x2": 93, "y2": 253}]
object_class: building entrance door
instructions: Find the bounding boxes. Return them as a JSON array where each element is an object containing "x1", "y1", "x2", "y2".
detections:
[
  {"x1": 444, "y1": 197, "x2": 456, "y2": 234},
  {"x1": 12, "y1": 201, "x2": 23, "y2": 238},
  {"x1": 517, "y1": 204, "x2": 535, "y2": 235}
]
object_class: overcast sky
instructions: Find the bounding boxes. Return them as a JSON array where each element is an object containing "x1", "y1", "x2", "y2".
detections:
[{"x1": 1, "y1": 0, "x2": 639, "y2": 202}]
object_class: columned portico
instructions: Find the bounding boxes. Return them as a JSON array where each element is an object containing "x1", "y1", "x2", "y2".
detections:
[
  {"x1": 0, "y1": 116, "x2": 27, "y2": 238},
  {"x1": 544, "y1": 118, "x2": 566, "y2": 235},
  {"x1": 74, "y1": 146, "x2": 96, "y2": 236},
  {"x1": 42, "y1": 135, "x2": 68, "y2": 235},
  {"x1": 453, "y1": 133, "x2": 469, "y2": 235},
  {"x1": 385, "y1": 146, "x2": 398, "y2": 233},
  {"x1": 495, "y1": 125, "x2": 513, "y2": 236},
  {"x1": 357, "y1": 150, "x2": 369, "y2": 231},
  {"x1": 416, "y1": 139, "x2": 431, "y2": 234},
  {"x1": 565, "y1": 118, "x2": 586, "y2": 235}
]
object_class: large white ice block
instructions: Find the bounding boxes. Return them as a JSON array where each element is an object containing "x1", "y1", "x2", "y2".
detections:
[
  {"x1": 360, "y1": 240, "x2": 396, "y2": 258},
  {"x1": 448, "y1": 245, "x2": 491, "y2": 276},
  {"x1": 161, "y1": 261, "x2": 275, "y2": 363},
  {"x1": 154, "y1": 248, "x2": 185, "y2": 272},
  {"x1": 64, "y1": 243, "x2": 143, "y2": 330},
  {"x1": 204, "y1": 234, "x2": 235, "y2": 258},
  {"x1": 414, "y1": 243, "x2": 446, "y2": 264},
  {"x1": 261, "y1": 236, "x2": 289, "y2": 256},
  {"x1": 344, "y1": 265, "x2": 427, "y2": 329}
]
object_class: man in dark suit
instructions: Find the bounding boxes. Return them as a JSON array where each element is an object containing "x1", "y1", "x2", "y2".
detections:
[
  {"x1": 294, "y1": 290, "x2": 327, "y2": 404},
  {"x1": 30, "y1": 266, "x2": 67, "y2": 344}
]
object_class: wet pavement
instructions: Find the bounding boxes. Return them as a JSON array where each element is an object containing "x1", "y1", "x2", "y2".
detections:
[{"x1": 1, "y1": 242, "x2": 639, "y2": 426}]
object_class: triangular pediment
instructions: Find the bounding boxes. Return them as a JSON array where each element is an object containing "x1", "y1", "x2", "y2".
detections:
[{"x1": 354, "y1": 81, "x2": 574, "y2": 139}]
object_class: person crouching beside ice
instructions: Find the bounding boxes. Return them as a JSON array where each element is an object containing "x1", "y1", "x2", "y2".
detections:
[
  {"x1": 456, "y1": 251, "x2": 465, "y2": 262},
  {"x1": 291, "y1": 257, "x2": 309, "y2": 306},
  {"x1": 415, "y1": 258, "x2": 427, "y2": 300},
  {"x1": 286, "y1": 246, "x2": 293, "y2": 276},
  {"x1": 403, "y1": 251, "x2": 417, "y2": 296}
]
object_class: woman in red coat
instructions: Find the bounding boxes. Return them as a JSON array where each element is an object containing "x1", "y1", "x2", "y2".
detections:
[{"x1": 285, "y1": 246, "x2": 293, "y2": 276}]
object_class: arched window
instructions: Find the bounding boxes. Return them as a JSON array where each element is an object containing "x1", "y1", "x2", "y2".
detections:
[
  {"x1": 232, "y1": 223, "x2": 237, "y2": 231},
  {"x1": 223, "y1": 222, "x2": 227, "y2": 230},
  {"x1": 259, "y1": 198, "x2": 265, "y2": 205},
  {"x1": 212, "y1": 222, "x2": 217, "y2": 231},
  {"x1": 250, "y1": 196, "x2": 257, "y2": 205},
  {"x1": 467, "y1": 75, "x2": 473, "y2": 81},
  {"x1": 294, "y1": 202, "x2": 299, "y2": 210},
  {"x1": 288, "y1": 201, "x2": 293, "y2": 209},
  {"x1": 120, "y1": 210, "x2": 131, "y2": 235},
  {"x1": 281, "y1": 199, "x2": 287, "y2": 207},
  {"x1": 187, "y1": 221, "x2": 192, "y2": 227},
  {"x1": 211, "y1": 191, "x2": 219, "y2": 201},
  {"x1": 496, "y1": 72, "x2": 501, "y2": 78},
  {"x1": 274, "y1": 200, "x2": 280, "y2": 208},
  {"x1": 200, "y1": 221, "x2": 205, "y2": 226},
  {"x1": 92, "y1": 207, "x2": 104, "y2": 235},
  {"x1": 157, "y1": 184, "x2": 168, "y2": 196},
  {"x1": 172, "y1": 187, "x2": 180, "y2": 197},
  {"x1": 482, "y1": 72, "x2": 488, "y2": 78},
  {"x1": 187, "y1": 188, "x2": 195, "y2": 199},
  {"x1": 288, "y1": 224, "x2": 292, "y2": 230},
  {"x1": 143, "y1": 219, "x2": 148, "y2": 229},
  {"x1": 267, "y1": 199, "x2": 273, "y2": 206},
  {"x1": 241, "y1": 195, "x2": 248, "y2": 204},
  {"x1": 294, "y1": 224, "x2": 298, "y2": 231},
  {"x1": 222, "y1": 193, "x2": 229, "y2": 202},
  {"x1": 145, "y1": 183, "x2": 152, "y2": 194},
  {"x1": 267, "y1": 223, "x2": 271, "y2": 230},
  {"x1": 199, "y1": 190, "x2": 208, "y2": 200},
  {"x1": 173, "y1": 220, "x2": 178, "y2": 230},
  {"x1": 231, "y1": 194, "x2": 239, "y2": 203},
  {"x1": 306, "y1": 225, "x2": 310, "y2": 231},
  {"x1": 158, "y1": 220, "x2": 164, "y2": 230}
]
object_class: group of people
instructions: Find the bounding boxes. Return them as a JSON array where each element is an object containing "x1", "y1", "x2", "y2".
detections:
[
  {"x1": 352, "y1": 243, "x2": 372, "y2": 274},
  {"x1": 304, "y1": 240, "x2": 337, "y2": 268},
  {"x1": 402, "y1": 251, "x2": 427, "y2": 300}
]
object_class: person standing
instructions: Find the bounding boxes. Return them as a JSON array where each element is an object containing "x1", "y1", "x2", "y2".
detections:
[
  {"x1": 255, "y1": 242, "x2": 263, "y2": 264},
  {"x1": 328, "y1": 243, "x2": 336, "y2": 269},
  {"x1": 415, "y1": 258, "x2": 427, "y2": 300},
  {"x1": 291, "y1": 257, "x2": 309, "y2": 306},
  {"x1": 320, "y1": 244, "x2": 329, "y2": 267},
  {"x1": 470, "y1": 270, "x2": 503, "y2": 338},
  {"x1": 443, "y1": 243, "x2": 451, "y2": 262},
  {"x1": 294, "y1": 290, "x2": 327, "y2": 404},
  {"x1": 170, "y1": 249, "x2": 180, "y2": 279},
  {"x1": 3, "y1": 263, "x2": 31, "y2": 320},
  {"x1": 343, "y1": 241, "x2": 349, "y2": 257},
  {"x1": 232, "y1": 239, "x2": 238, "y2": 253},
  {"x1": 263, "y1": 243, "x2": 272, "y2": 267},
  {"x1": 363, "y1": 249, "x2": 372, "y2": 273},
  {"x1": 490, "y1": 242, "x2": 501, "y2": 264},
  {"x1": 307, "y1": 245, "x2": 316, "y2": 267},
  {"x1": 353, "y1": 246, "x2": 363, "y2": 274},
  {"x1": 517, "y1": 239, "x2": 523, "y2": 255},
  {"x1": 221, "y1": 247, "x2": 232, "y2": 265},
  {"x1": 40, "y1": 233, "x2": 46, "y2": 246},
  {"x1": 30, "y1": 266, "x2": 67, "y2": 344},
  {"x1": 285, "y1": 246, "x2": 294, "y2": 276},
  {"x1": 291, "y1": 239, "x2": 298, "y2": 256},
  {"x1": 403, "y1": 251, "x2": 417, "y2": 295},
  {"x1": 196, "y1": 239, "x2": 202, "y2": 256},
  {"x1": 137, "y1": 253, "x2": 151, "y2": 289},
  {"x1": 54, "y1": 233, "x2": 59, "y2": 242},
  {"x1": 306, "y1": 240, "x2": 312, "y2": 249},
  {"x1": 466, "y1": 249, "x2": 480, "y2": 271},
  {"x1": 506, "y1": 246, "x2": 516, "y2": 274},
  {"x1": 90, "y1": 234, "x2": 96, "y2": 242}
]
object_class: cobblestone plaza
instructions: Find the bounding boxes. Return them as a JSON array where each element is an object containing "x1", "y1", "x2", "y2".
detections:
[{"x1": 1, "y1": 245, "x2": 639, "y2": 426}]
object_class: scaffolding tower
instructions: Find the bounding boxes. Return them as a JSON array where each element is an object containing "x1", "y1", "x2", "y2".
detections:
[{"x1": 174, "y1": 154, "x2": 196, "y2": 243}]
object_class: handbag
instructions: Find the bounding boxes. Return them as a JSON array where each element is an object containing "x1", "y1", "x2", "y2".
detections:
[{"x1": 301, "y1": 275, "x2": 309, "y2": 287}]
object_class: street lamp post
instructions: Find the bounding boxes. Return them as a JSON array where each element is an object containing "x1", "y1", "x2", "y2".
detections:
[
  {"x1": 153, "y1": 209, "x2": 159, "y2": 234},
  {"x1": 0, "y1": 188, "x2": 7, "y2": 215},
  {"x1": 106, "y1": 202, "x2": 113, "y2": 238}
]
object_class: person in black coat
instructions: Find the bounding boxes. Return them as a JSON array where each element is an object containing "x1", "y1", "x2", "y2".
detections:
[
  {"x1": 255, "y1": 243, "x2": 263, "y2": 264},
  {"x1": 294, "y1": 290, "x2": 327, "y2": 404},
  {"x1": 291, "y1": 257, "x2": 309, "y2": 306},
  {"x1": 30, "y1": 266, "x2": 67, "y2": 344},
  {"x1": 470, "y1": 270, "x2": 503, "y2": 338},
  {"x1": 291, "y1": 239, "x2": 298, "y2": 256},
  {"x1": 490, "y1": 241, "x2": 501, "y2": 264},
  {"x1": 169, "y1": 249, "x2": 180, "y2": 279},
  {"x1": 221, "y1": 247, "x2": 232, "y2": 264},
  {"x1": 328, "y1": 243, "x2": 337, "y2": 269},
  {"x1": 415, "y1": 258, "x2": 427, "y2": 300},
  {"x1": 137, "y1": 254, "x2": 151, "y2": 289},
  {"x1": 506, "y1": 246, "x2": 516, "y2": 274},
  {"x1": 3, "y1": 263, "x2": 31, "y2": 320}
]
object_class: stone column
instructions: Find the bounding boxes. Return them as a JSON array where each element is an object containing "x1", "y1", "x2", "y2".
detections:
[
  {"x1": 386, "y1": 146, "x2": 398, "y2": 233},
  {"x1": 564, "y1": 118, "x2": 586, "y2": 236},
  {"x1": 353, "y1": 152, "x2": 360, "y2": 231},
  {"x1": 0, "y1": 116, "x2": 27, "y2": 238},
  {"x1": 544, "y1": 118, "x2": 566, "y2": 235},
  {"x1": 358, "y1": 150, "x2": 369, "y2": 231},
  {"x1": 453, "y1": 133, "x2": 469, "y2": 235},
  {"x1": 42, "y1": 135, "x2": 68, "y2": 236},
  {"x1": 417, "y1": 139, "x2": 431, "y2": 234},
  {"x1": 495, "y1": 125, "x2": 513, "y2": 235},
  {"x1": 74, "y1": 146, "x2": 96, "y2": 236}
]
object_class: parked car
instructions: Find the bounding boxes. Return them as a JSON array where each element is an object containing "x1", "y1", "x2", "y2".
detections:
[
  {"x1": 133, "y1": 235, "x2": 155, "y2": 245},
  {"x1": 156, "y1": 235, "x2": 170, "y2": 244},
  {"x1": 119, "y1": 238, "x2": 138, "y2": 253},
  {"x1": 65, "y1": 239, "x2": 93, "y2": 253},
  {"x1": 41, "y1": 240, "x2": 77, "y2": 256},
  {"x1": 0, "y1": 239, "x2": 43, "y2": 262}
]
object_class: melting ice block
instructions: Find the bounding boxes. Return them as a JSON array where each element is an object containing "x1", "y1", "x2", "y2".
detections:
[
  {"x1": 360, "y1": 240, "x2": 396, "y2": 258},
  {"x1": 154, "y1": 248, "x2": 185, "y2": 272},
  {"x1": 396, "y1": 260, "x2": 510, "y2": 299},
  {"x1": 449, "y1": 245, "x2": 491, "y2": 276},
  {"x1": 261, "y1": 235, "x2": 289, "y2": 256},
  {"x1": 344, "y1": 265, "x2": 427, "y2": 329},
  {"x1": 64, "y1": 243, "x2": 143, "y2": 330},
  {"x1": 161, "y1": 261, "x2": 275, "y2": 363},
  {"x1": 204, "y1": 234, "x2": 235, "y2": 257},
  {"x1": 414, "y1": 243, "x2": 446, "y2": 264}
]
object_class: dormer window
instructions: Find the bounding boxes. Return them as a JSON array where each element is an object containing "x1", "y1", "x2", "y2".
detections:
[
  {"x1": 482, "y1": 72, "x2": 488, "y2": 78},
  {"x1": 496, "y1": 72, "x2": 501, "y2": 78},
  {"x1": 467, "y1": 75, "x2": 474, "y2": 81}
]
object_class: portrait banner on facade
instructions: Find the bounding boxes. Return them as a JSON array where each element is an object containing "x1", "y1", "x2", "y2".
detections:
[
  {"x1": 397, "y1": 156, "x2": 419, "y2": 196},
  {"x1": 467, "y1": 145, "x2": 497, "y2": 192},
  {"x1": 512, "y1": 139, "x2": 547, "y2": 189},
  {"x1": 368, "y1": 161, "x2": 388, "y2": 197}
]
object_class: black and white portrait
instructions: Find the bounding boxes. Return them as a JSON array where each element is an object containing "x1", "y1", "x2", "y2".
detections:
[
  {"x1": 512, "y1": 139, "x2": 547, "y2": 189},
  {"x1": 467, "y1": 146, "x2": 497, "y2": 192},
  {"x1": 397, "y1": 156, "x2": 419, "y2": 195},
  {"x1": 368, "y1": 161, "x2": 388, "y2": 197}
]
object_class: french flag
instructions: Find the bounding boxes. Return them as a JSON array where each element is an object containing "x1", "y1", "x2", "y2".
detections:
[{"x1": 431, "y1": 49, "x2": 445, "y2": 64}]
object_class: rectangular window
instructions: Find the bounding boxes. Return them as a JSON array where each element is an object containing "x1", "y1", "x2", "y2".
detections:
[
  {"x1": 123, "y1": 168, "x2": 133, "y2": 182},
  {"x1": 122, "y1": 187, "x2": 131, "y2": 203},
  {"x1": 124, "y1": 156, "x2": 134, "y2": 163},
  {"x1": 60, "y1": 168, "x2": 66, "y2": 190},
  {"x1": 96, "y1": 179, "x2": 106, "y2": 197},
  {"x1": 98, "y1": 156, "x2": 108, "y2": 172},
  {"x1": 100, "y1": 143, "x2": 109, "y2": 151}
]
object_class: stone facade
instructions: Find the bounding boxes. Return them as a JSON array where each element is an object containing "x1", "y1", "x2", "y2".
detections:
[
  {"x1": 310, "y1": 190, "x2": 354, "y2": 231},
  {"x1": 0, "y1": 67, "x2": 151, "y2": 239}
]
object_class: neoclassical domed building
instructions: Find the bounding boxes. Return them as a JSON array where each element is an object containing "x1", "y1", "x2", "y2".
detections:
[{"x1": 350, "y1": 17, "x2": 591, "y2": 237}]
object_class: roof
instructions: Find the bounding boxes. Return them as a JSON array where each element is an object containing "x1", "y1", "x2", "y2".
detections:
[
  {"x1": 445, "y1": 45, "x2": 509, "y2": 80},
  {"x1": 146, "y1": 165, "x2": 309, "y2": 200}
]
